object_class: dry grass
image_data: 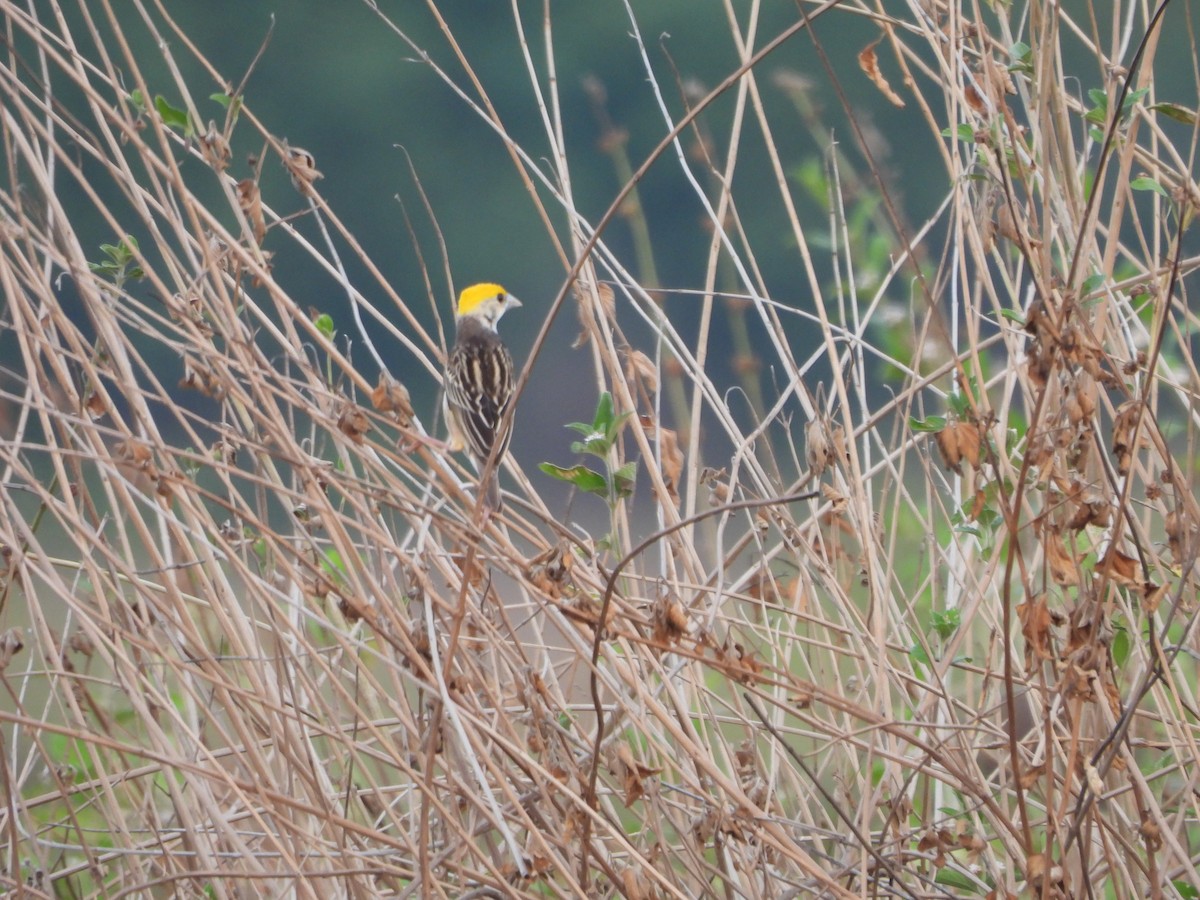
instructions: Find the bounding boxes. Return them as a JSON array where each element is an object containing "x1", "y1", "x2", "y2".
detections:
[{"x1": 1, "y1": 0, "x2": 1199, "y2": 897}]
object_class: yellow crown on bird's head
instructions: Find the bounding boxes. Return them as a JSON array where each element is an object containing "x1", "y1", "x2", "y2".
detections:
[{"x1": 456, "y1": 283, "x2": 508, "y2": 317}]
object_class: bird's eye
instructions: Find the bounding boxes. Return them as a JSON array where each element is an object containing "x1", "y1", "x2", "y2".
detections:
[{"x1": 498, "y1": 292, "x2": 506, "y2": 303}]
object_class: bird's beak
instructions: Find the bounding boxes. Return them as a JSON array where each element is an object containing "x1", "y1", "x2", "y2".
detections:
[{"x1": 507, "y1": 295, "x2": 523, "y2": 309}]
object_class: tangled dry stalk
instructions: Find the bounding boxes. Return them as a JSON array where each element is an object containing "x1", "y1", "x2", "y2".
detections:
[{"x1": 1, "y1": 0, "x2": 1198, "y2": 897}]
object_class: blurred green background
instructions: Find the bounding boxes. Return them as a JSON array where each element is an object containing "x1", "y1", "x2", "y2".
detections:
[
  {"x1": 34, "y1": 1, "x2": 1199, "y2": 490},
  {"x1": 147, "y1": 1, "x2": 912, "y2": 464}
]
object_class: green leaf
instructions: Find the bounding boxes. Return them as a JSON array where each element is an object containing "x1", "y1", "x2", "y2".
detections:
[
  {"x1": 539, "y1": 463, "x2": 608, "y2": 496},
  {"x1": 1150, "y1": 102, "x2": 1197, "y2": 125},
  {"x1": 1007, "y1": 41, "x2": 1033, "y2": 74},
  {"x1": 909, "y1": 643, "x2": 932, "y2": 666},
  {"x1": 211, "y1": 92, "x2": 243, "y2": 121},
  {"x1": 607, "y1": 410, "x2": 634, "y2": 443},
  {"x1": 1087, "y1": 86, "x2": 1147, "y2": 129},
  {"x1": 592, "y1": 391, "x2": 615, "y2": 432},
  {"x1": 1080, "y1": 271, "x2": 1106, "y2": 297},
  {"x1": 1130, "y1": 175, "x2": 1169, "y2": 198},
  {"x1": 128, "y1": 88, "x2": 147, "y2": 111},
  {"x1": 946, "y1": 378, "x2": 978, "y2": 417},
  {"x1": 100, "y1": 241, "x2": 134, "y2": 265},
  {"x1": 974, "y1": 507, "x2": 1001, "y2": 531},
  {"x1": 933, "y1": 868, "x2": 977, "y2": 890},
  {"x1": 1123, "y1": 86, "x2": 1149, "y2": 116},
  {"x1": 1174, "y1": 882, "x2": 1199, "y2": 899},
  {"x1": 320, "y1": 549, "x2": 346, "y2": 577},
  {"x1": 1111, "y1": 625, "x2": 1130, "y2": 668},
  {"x1": 569, "y1": 435, "x2": 610, "y2": 458},
  {"x1": 940, "y1": 123, "x2": 975, "y2": 142},
  {"x1": 909, "y1": 415, "x2": 946, "y2": 433},
  {"x1": 1085, "y1": 88, "x2": 1108, "y2": 125},
  {"x1": 565, "y1": 391, "x2": 633, "y2": 457},
  {"x1": 90, "y1": 235, "x2": 143, "y2": 284},
  {"x1": 931, "y1": 608, "x2": 961, "y2": 640},
  {"x1": 611, "y1": 461, "x2": 637, "y2": 498},
  {"x1": 154, "y1": 95, "x2": 192, "y2": 134},
  {"x1": 313, "y1": 312, "x2": 336, "y2": 340},
  {"x1": 999, "y1": 308, "x2": 1025, "y2": 325},
  {"x1": 589, "y1": 391, "x2": 632, "y2": 442}
]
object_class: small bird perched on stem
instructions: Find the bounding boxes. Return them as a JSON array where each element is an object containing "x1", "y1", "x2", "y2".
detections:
[{"x1": 443, "y1": 283, "x2": 521, "y2": 511}]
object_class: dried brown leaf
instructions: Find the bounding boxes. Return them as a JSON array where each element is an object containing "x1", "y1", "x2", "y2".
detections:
[
  {"x1": 641, "y1": 417, "x2": 684, "y2": 503},
  {"x1": 1019, "y1": 762, "x2": 1046, "y2": 790},
  {"x1": 820, "y1": 482, "x2": 848, "y2": 513},
  {"x1": 1112, "y1": 400, "x2": 1149, "y2": 475},
  {"x1": 115, "y1": 438, "x2": 153, "y2": 470},
  {"x1": 955, "y1": 421, "x2": 982, "y2": 468},
  {"x1": 336, "y1": 594, "x2": 363, "y2": 623},
  {"x1": 371, "y1": 375, "x2": 414, "y2": 426},
  {"x1": 964, "y1": 82, "x2": 988, "y2": 115},
  {"x1": 1140, "y1": 816, "x2": 1163, "y2": 852},
  {"x1": 936, "y1": 421, "x2": 982, "y2": 474},
  {"x1": 790, "y1": 686, "x2": 815, "y2": 709},
  {"x1": 1044, "y1": 533, "x2": 1080, "y2": 586},
  {"x1": 1142, "y1": 582, "x2": 1167, "y2": 614},
  {"x1": 969, "y1": 488, "x2": 986, "y2": 521},
  {"x1": 0, "y1": 628, "x2": 24, "y2": 670},
  {"x1": 337, "y1": 405, "x2": 370, "y2": 445},
  {"x1": 84, "y1": 391, "x2": 107, "y2": 420},
  {"x1": 284, "y1": 145, "x2": 323, "y2": 195},
  {"x1": 236, "y1": 178, "x2": 265, "y2": 245},
  {"x1": 1097, "y1": 546, "x2": 1139, "y2": 586},
  {"x1": 1066, "y1": 488, "x2": 1111, "y2": 531},
  {"x1": 806, "y1": 415, "x2": 846, "y2": 475},
  {"x1": 450, "y1": 553, "x2": 485, "y2": 590},
  {"x1": 613, "y1": 742, "x2": 660, "y2": 807},
  {"x1": 1164, "y1": 509, "x2": 1194, "y2": 562},
  {"x1": 179, "y1": 359, "x2": 225, "y2": 399},
  {"x1": 652, "y1": 590, "x2": 689, "y2": 645},
  {"x1": 858, "y1": 39, "x2": 905, "y2": 107},
  {"x1": 625, "y1": 348, "x2": 658, "y2": 393},
  {"x1": 1017, "y1": 594, "x2": 1060, "y2": 662},
  {"x1": 525, "y1": 542, "x2": 577, "y2": 600}
]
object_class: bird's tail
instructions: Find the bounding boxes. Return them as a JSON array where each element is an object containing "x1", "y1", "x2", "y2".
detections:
[{"x1": 482, "y1": 469, "x2": 503, "y2": 512}]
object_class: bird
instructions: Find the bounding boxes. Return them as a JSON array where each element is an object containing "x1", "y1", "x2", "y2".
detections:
[{"x1": 443, "y1": 283, "x2": 522, "y2": 511}]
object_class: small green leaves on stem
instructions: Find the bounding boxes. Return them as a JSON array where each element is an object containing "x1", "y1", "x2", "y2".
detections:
[
  {"x1": 89, "y1": 235, "x2": 144, "y2": 288},
  {"x1": 539, "y1": 392, "x2": 637, "y2": 503},
  {"x1": 931, "y1": 607, "x2": 961, "y2": 641},
  {"x1": 909, "y1": 415, "x2": 946, "y2": 433},
  {"x1": 1084, "y1": 86, "x2": 1148, "y2": 143},
  {"x1": 566, "y1": 391, "x2": 632, "y2": 457},
  {"x1": 1008, "y1": 42, "x2": 1033, "y2": 76},
  {"x1": 128, "y1": 90, "x2": 195, "y2": 138}
]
